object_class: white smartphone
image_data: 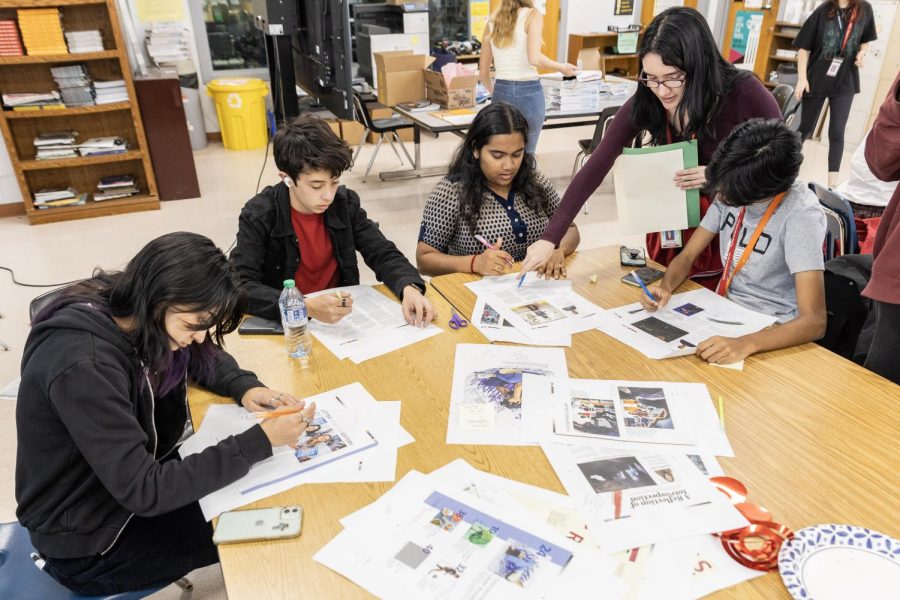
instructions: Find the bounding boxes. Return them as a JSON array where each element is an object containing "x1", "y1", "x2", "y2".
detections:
[{"x1": 212, "y1": 506, "x2": 303, "y2": 545}]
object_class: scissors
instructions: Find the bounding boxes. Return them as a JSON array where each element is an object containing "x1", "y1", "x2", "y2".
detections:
[{"x1": 448, "y1": 312, "x2": 468, "y2": 330}]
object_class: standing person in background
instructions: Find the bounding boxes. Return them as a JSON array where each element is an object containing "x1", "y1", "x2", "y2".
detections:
[
  {"x1": 519, "y1": 7, "x2": 781, "y2": 288},
  {"x1": 794, "y1": 0, "x2": 877, "y2": 188},
  {"x1": 860, "y1": 72, "x2": 900, "y2": 385},
  {"x1": 479, "y1": 0, "x2": 578, "y2": 154}
]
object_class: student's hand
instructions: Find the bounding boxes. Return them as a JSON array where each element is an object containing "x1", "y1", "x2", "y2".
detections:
[
  {"x1": 306, "y1": 292, "x2": 353, "y2": 324},
  {"x1": 536, "y1": 249, "x2": 567, "y2": 279},
  {"x1": 401, "y1": 285, "x2": 434, "y2": 328},
  {"x1": 674, "y1": 166, "x2": 706, "y2": 191},
  {"x1": 259, "y1": 402, "x2": 317, "y2": 449},
  {"x1": 640, "y1": 284, "x2": 671, "y2": 312},
  {"x1": 855, "y1": 52, "x2": 866, "y2": 68},
  {"x1": 473, "y1": 237, "x2": 514, "y2": 276},
  {"x1": 240, "y1": 387, "x2": 303, "y2": 412},
  {"x1": 520, "y1": 239, "x2": 556, "y2": 274},
  {"x1": 696, "y1": 336, "x2": 755, "y2": 365},
  {"x1": 794, "y1": 78, "x2": 810, "y2": 101},
  {"x1": 559, "y1": 63, "x2": 579, "y2": 77}
]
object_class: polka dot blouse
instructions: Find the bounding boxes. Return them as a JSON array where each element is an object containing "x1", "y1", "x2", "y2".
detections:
[{"x1": 417, "y1": 172, "x2": 561, "y2": 262}]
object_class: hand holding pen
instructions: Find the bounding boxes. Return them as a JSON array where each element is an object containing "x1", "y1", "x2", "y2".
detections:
[
  {"x1": 636, "y1": 272, "x2": 671, "y2": 312},
  {"x1": 256, "y1": 402, "x2": 317, "y2": 449},
  {"x1": 472, "y1": 235, "x2": 514, "y2": 276}
]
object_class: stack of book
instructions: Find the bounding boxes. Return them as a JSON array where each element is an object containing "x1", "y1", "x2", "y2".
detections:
[
  {"x1": 544, "y1": 78, "x2": 606, "y2": 113},
  {"x1": 145, "y1": 23, "x2": 192, "y2": 65},
  {"x1": 93, "y1": 80, "x2": 128, "y2": 105},
  {"x1": 78, "y1": 136, "x2": 127, "y2": 157},
  {"x1": 65, "y1": 30, "x2": 103, "y2": 54},
  {"x1": 17, "y1": 8, "x2": 67, "y2": 56},
  {"x1": 94, "y1": 175, "x2": 139, "y2": 201},
  {"x1": 33, "y1": 187, "x2": 87, "y2": 209},
  {"x1": 0, "y1": 20, "x2": 23, "y2": 56},
  {"x1": 2, "y1": 91, "x2": 63, "y2": 111},
  {"x1": 51, "y1": 64, "x2": 94, "y2": 107},
  {"x1": 34, "y1": 130, "x2": 78, "y2": 160}
]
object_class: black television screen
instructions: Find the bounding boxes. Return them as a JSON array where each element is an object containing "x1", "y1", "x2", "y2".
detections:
[{"x1": 293, "y1": 0, "x2": 354, "y2": 120}]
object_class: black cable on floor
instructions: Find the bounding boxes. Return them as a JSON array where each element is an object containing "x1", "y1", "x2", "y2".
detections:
[{"x1": 0, "y1": 266, "x2": 83, "y2": 288}]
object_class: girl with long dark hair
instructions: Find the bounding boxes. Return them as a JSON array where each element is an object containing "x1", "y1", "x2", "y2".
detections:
[
  {"x1": 794, "y1": 0, "x2": 877, "y2": 187},
  {"x1": 416, "y1": 102, "x2": 579, "y2": 278},
  {"x1": 16, "y1": 232, "x2": 315, "y2": 595},
  {"x1": 519, "y1": 7, "x2": 781, "y2": 287}
]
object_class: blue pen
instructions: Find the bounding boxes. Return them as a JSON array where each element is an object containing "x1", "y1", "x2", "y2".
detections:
[
  {"x1": 517, "y1": 272, "x2": 526, "y2": 288},
  {"x1": 632, "y1": 271, "x2": 657, "y2": 303}
]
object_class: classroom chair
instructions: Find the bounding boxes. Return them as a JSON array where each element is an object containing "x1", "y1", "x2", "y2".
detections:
[
  {"x1": 29, "y1": 284, "x2": 78, "y2": 321},
  {"x1": 0, "y1": 521, "x2": 192, "y2": 599},
  {"x1": 810, "y1": 182, "x2": 858, "y2": 255},
  {"x1": 571, "y1": 105, "x2": 621, "y2": 214},
  {"x1": 771, "y1": 83, "x2": 801, "y2": 128},
  {"x1": 350, "y1": 90, "x2": 414, "y2": 182}
]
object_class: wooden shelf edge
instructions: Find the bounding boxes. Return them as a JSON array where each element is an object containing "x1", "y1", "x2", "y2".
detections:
[
  {"x1": 26, "y1": 194, "x2": 160, "y2": 224},
  {"x1": 0, "y1": 0, "x2": 106, "y2": 7},
  {"x1": 3, "y1": 102, "x2": 131, "y2": 119},
  {"x1": 19, "y1": 150, "x2": 145, "y2": 170},
  {"x1": 0, "y1": 50, "x2": 119, "y2": 65}
]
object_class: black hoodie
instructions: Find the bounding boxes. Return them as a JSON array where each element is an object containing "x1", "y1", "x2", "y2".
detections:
[{"x1": 15, "y1": 300, "x2": 273, "y2": 559}]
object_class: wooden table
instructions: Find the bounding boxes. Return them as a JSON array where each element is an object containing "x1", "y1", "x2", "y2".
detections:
[
  {"x1": 189, "y1": 250, "x2": 899, "y2": 599},
  {"x1": 429, "y1": 245, "x2": 900, "y2": 599}
]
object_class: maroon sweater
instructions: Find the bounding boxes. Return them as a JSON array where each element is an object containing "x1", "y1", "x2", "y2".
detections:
[
  {"x1": 541, "y1": 75, "x2": 782, "y2": 244},
  {"x1": 862, "y1": 72, "x2": 900, "y2": 304}
]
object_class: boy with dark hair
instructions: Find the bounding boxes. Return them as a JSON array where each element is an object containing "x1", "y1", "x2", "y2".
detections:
[
  {"x1": 231, "y1": 114, "x2": 433, "y2": 326},
  {"x1": 641, "y1": 118, "x2": 827, "y2": 364}
]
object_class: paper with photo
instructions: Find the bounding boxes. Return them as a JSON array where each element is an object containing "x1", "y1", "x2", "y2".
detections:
[
  {"x1": 307, "y1": 285, "x2": 442, "y2": 362},
  {"x1": 315, "y1": 473, "x2": 599, "y2": 600},
  {"x1": 466, "y1": 275, "x2": 605, "y2": 341},
  {"x1": 181, "y1": 383, "x2": 379, "y2": 519},
  {"x1": 540, "y1": 443, "x2": 748, "y2": 553},
  {"x1": 525, "y1": 377, "x2": 733, "y2": 456},
  {"x1": 447, "y1": 344, "x2": 569, "y2": 446},
  {"x1": 471, "y1": 295, "x2": 571, "y2": 347},
  {"x1": 597, "y1": 288, "x2": 777, "y2": 360}
]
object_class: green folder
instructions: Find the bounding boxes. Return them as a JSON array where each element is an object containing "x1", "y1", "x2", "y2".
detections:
[{"x1": 622, "y1": 140, "x2": 701, "y2": 228}]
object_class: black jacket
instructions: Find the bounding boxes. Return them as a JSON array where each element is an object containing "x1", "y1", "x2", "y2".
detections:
[
  {"x1": 15, "y1": 300, "x2": 272, "y2": 559},
  {"x1": 230, "y1": 182, "x2": 425, "y2": 321}
]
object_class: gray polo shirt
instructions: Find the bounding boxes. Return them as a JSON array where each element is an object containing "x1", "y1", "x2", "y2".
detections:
[{"x1": 700, "y1": 181, "x2": 826, "y2": 323}]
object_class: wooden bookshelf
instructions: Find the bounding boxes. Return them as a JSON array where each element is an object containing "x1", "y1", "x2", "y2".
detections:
[
  {"x1": 0, "y1": 0, "x2": 158, "y2": 224},
  {"x1": 763, "y1": 21, "x2": 803, "y2": 88}
]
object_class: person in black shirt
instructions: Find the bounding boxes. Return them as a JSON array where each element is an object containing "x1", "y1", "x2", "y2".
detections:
[{"x1": 793, "y1": 0, "x2": 877, "y2": 187}]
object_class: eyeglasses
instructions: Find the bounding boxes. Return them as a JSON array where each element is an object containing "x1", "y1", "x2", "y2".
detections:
[{"x1": 638, "y1": 74, "x2": 686, "y2": 89}]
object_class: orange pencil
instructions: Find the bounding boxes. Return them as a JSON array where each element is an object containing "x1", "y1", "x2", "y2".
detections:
[{"x1": 252, "y1": 406, "x2": 303, "y2": 420}]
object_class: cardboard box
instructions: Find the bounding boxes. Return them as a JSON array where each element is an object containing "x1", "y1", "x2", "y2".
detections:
[
  {"x1": 423, "y1": 69, "x2": 479, "y2": 109},
  {"x1": 366, "y1": 107, "x2": 413, "y2": 143},
  {"x1": 339, "y1": 119, "x2": 366, "y2": 144},
  {"x1": 324, "y1": 119, "x2": 341, "y2": 138},
  {"x1": 374, "y1": 50, "x2": 435, "y2": 107}
]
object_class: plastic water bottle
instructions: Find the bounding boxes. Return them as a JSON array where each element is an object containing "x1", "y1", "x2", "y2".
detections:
[{"x1": 278, "y1": 279, "x2": 312, "y2": 368}]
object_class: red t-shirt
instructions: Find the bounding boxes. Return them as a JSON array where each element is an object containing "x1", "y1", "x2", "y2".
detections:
[{"x1": 290, "y1": 209, "x2": 340, "y2": 294}]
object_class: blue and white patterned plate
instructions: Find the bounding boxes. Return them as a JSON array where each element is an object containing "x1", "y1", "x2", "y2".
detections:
[{"x1": 778, "y1": 524, "x2": 900, "y2": 600}]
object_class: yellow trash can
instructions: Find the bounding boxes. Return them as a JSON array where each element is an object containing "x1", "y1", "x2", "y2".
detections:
[{"x1": 206, "y1": 78, "x2": 269, "y2": 150}]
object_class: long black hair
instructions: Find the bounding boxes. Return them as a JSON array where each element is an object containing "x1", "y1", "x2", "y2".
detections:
[
  {"x1": 631, "y1": 6, "x2": 750, "y2": 145},
  {"x1": 447, "y1": 102, "x2": 552, "y2": 234},
  {"x1": 34, "y1": 232, "x2": 246, "y2": 395}
]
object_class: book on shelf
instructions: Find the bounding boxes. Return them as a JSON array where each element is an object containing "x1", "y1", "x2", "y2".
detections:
[
  {"x1": 0, "y1": 20, "x2": 23, "y2": 56},
  {"x1": 35, "y1": 193, "x2": 88, "y2": 209},
  {"x1": 34, "y1": 186, "x2": 77, "y2": 203},
  {"x1": 65, "y1": 30, "x2": 104, "y2": 54},
  {"x1": 79, "y1": 136, "x2": 128, "y2": 156},
  {"x1": 17, "y1": 8, "x2": 67, "y2": 56},
  {"x1": 34, "y1": 130, "x2": 77, "y2": 146},
  {"x1": 2, "y1": 91, "x2": 62, "y2": 108},
  {"x1": 97, "y1": 174, "x2": 137, "y2": 189},
  {"x1": 94, "y1": 186, "x2": 139, "y2": 201}
]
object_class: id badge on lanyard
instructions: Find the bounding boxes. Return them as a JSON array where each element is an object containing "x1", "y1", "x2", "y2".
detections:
[
  {"x1": 826, "y1": 57, "x2": 844, "y2": 77},
  {"x1": 828, "y1": 10, "x2": 855, "y2": 77}
]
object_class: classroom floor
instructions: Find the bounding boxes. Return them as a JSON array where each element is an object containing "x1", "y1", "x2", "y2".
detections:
[{"x1": 0, "y1": 125, "x2": 850, "y2": 598}]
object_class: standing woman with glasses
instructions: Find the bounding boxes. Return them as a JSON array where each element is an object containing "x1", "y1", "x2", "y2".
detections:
[
  {"x1": 479, "y1": 0, "x2": 578, "y2": 154},
  {"x1": 519, "y1": 7, "x2": 782, "y2": 288},
  {"x1": 794, "y1": 0, "x2": 876, "y2": 188}
]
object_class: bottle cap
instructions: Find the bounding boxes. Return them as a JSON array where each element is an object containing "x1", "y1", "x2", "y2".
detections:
[{"x1": 283, "y1": 279, "x2": 296, "y2": 288}]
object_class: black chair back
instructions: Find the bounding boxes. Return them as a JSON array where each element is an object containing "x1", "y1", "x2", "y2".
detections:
[{"x1": 587, "y1": 105, "x2": 621, "y2": 154}]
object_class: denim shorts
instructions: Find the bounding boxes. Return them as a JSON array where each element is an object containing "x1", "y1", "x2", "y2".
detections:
[{"x1": 492, "y1": 79, "x2": 546, "y2": 154}]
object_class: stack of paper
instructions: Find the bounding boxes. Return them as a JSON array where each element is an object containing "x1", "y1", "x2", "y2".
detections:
[
  {"x1": 0, "y1": 20, "x2": 23, "y2": 56},
  {"x1": 544, "y1": 75, "x2": 607, "y2": 112},
  {"x1": 2, "y1": 91, "x2": 63, "y2": 111},
  {"x1": 51, "y1": 64, "x2": 94, "y2": 107},
  {"x1": 17, "y1": 8, "x2": 67, "y2": 55},
  {"x1": 94, "y1": 174, "x2": 139, "y2": 201},
  {"x1": 64, "y1": 30, "x2": 103, "y2": 53},
  {"x1": 464, "y1": 273, "x2": 605, "y2": 346},
  {"x1": 181, "y1": 383, "x2": 414, "y2": 520},
  {"x1": 145, "y1": 23, "x2": 192, "y2": 65},
  {"x1": 93, "y1": 80, "x2": 127, "y2": 105},
  {"x1": 34, "y1": 130, "x2": 78, "y2": 160},
  {"x1": 33, "y1": 187, "x2": 87, "y2": 209},
  {"x1": 315, "y1": 459, "x2": 625, "y2": 600},
  {"x1": 306, "y1": 285, "x2": 443, "y2": 363},
  {"x1": 78, "y1": 136, "x2": 127, "y2": 156}
]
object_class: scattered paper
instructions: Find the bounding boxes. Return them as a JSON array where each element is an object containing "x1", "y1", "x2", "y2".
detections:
[{"x1": 471, "y1": 295, "x2": 571, "y2": 346}]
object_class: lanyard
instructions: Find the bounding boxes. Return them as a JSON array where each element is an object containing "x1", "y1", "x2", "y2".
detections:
[
  {"x1": 836, "y1": 7, "x2": 858, "y2": 55},
  {"x1": 716, "y1": 192, "x2": 785, "y2": 297}
]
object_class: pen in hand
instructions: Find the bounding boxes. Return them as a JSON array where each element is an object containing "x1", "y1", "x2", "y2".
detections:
[
  {"x1": 633, "y1": 272, "x2": 657, "y2": 303},
  {"x1": 474, "y1": 235, "x2": 514, "y2": 266}
]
